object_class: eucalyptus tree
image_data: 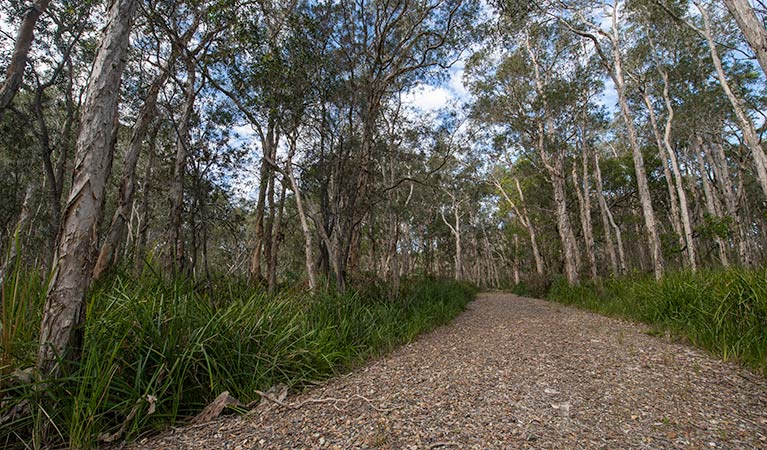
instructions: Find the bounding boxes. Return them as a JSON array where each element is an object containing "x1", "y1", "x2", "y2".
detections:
[
  {"x1": 722, "y1": 0, "x2": 767, "y2": 80},
  {"x1": 93, "y1": 4, "x2": 196, "y2": 279},
  {"x1": 467, "y1": 20, "x2": 597, "y2": 283},
  {"x1": 553, "y1": 1, "x2": 665, "y2": 278},
  {"x1": 9, "y1": 2, "x2": 94, "y2": 268},
  {"x1": 37, "y1": 0, "x2": 137, "y2": 377},
  {"x1": 653, "y1": 0, "x2": 767, "y2": 202},
  {"x1": 0, "y1": 0, "x2": 51, "y2": 114}
]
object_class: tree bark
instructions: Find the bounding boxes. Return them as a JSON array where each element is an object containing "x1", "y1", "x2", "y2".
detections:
[
  {"x1": 169, "y1": 57, "x2": 197, "y2": 272},
  {"x1": 658, "y1": 69, "x2": 697, "y2": 271},
  {"x1": 640, "y1": 87, "x2": 685, "y2": 260},
  {"x1": 94, "y1": 64, "x2": 172, "y2": 280},
  {"x1": 440, "y1": 199, "x2": 462, "y2": 281},
  {"x1": 594, "y1": 151, "x2": 626, "y2": 274},
  {"x1": 37, "y1": 0, "x2": 136, "y2": 377},
  {"x1": 723, "y1": 0, "x2": 767, "y2": 81},
  {"x1": 572, "y1": 152, "x2": 597, "y2": 280},
  {"x1": 0, "y1": 0, "x2": 51, "y2": 113},
  {"x1": 134, "y1": 126, "x2": 158, "y2": 274},
  {"x1": 696, "y1": 2, "x2": 767, "y2": 202},
  {"x1": 494, "y1": 177, "x2": 545, "y2": 275},
  {"x1": 267, "y1": 176, "x2": 287, "y2": 292},
  {"x1": 695, "y1": 138, "x2": 730, "y2": 266},
  {"x1": 525, "y1": 31, "x2": 577, "y2": 283},
  {"x1": 285, "y1": 141, "x2": 318, "y2": 290},
  {"x1": 608, "y1": 9, "x2": 664, "y2": 279},
  {"x1": 712, "y1": 142, "x2": 749, "y2": 265}
]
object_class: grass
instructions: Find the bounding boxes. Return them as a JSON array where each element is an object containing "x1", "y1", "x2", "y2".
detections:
[
  {"x1": 0, "y1": 271, "x2": 476, "y2": 449},
  {"x1": 544, "y1": 268, "x2": 767, "y2": 375}
]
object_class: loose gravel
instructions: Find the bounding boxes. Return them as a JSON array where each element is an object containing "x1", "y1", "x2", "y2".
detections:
[{"x1": 125, "y1": 293, "x2": 767, "y2": 449}]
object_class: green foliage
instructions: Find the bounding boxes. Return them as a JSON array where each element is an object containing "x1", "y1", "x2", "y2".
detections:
[
  {"x1": 0, "y1": 275, "x2": 476, "y2": 449},
  {"x1": 696, "y1": 214, "x2": 735, "y2": 240},
  {"x1": 547, "y1": 268, "x2": 767, "y2": 375}
]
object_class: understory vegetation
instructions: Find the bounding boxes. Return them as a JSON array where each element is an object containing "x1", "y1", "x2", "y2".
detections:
[
  {"x1": 0, "y1": 273, "x2": 475, "y2": 449},
  {"x1": 539, "y1": 268, "x2": 767, "y2": 375}
]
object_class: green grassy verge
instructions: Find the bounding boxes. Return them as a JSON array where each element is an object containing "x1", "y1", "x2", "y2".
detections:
[
  {"x1": 544, "y1": 268, "x2": 767, "y2": 375},
  {"x1": 0, "y1": 273, "x2": 476, "y2": 449}
]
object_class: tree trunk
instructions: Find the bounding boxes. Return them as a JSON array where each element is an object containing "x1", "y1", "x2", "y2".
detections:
[
  {"x1": 37, "y1": 0, "x2": 136, "y2": 377},
  {"x1": 94, "y1": 66, "x2": 171, "y2": 280},
  {"x1": 285, "y1": 147, "x2": 318, "y2": 290},
  {"x1": 525, "y1": 31, "x2": 576, "y2": 282},
  {"x1": 267, "y1": 176, "x2": 287, "y2": 292},
  {"x1": 169, "y1": 57, "x2": 197, "y2": 272},
  {"x1": 723, "y1": 0, "x2": 767, "y2": 81},
  {"x1": 695, "y1": 139, "x2": 729, "y2": 266},
  {"x1": 263, "y1": 147, "x2": 277, "y2": 288},
  {"x1": 609, "y1": 12, "x2": 664, "y2": 279},
  {"x1": 712, "y1": 142, "x2": 749, "y2": 265},
  {"x1": 640, "y1": 88, "x2": 685, "y2": 261},
  {"x1": 249, "y1": 122, "x2": 278, "y2": 283},
  {"x1": 552, "y1": 166, "x2": 578, "y2": 284},
  {"x1": 697, "y1": 2, "x2": 767, "y2": 202},
  {"x1": 657, "y1": 69, "x2": 697, "y2": 271},
  {"x1": 594, "y1": 151, "x2": 625, "y2": 274},
  {"x1": 134, "y1": 126, "x2": 158, "y2": 274},
  {"x1": 495, "y1": 177, "x2": 544, "y2": 275},
  {"x1": 513, "y1": 234, "x2": 520, "y2": 285},
  {"x1": 0, "y1": 0, "x2": 51, "y2": 113},
  {"x1": 440, "y1": 203, "x2": 462, "y2": 281},
  {"x1": 572, "y1": 152, "x2": 597, "y2": 280}
]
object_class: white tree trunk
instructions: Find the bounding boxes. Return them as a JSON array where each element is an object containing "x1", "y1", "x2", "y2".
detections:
[
  {"x1": 695, "y1": 139, "x2": 730, "y2": 266},
  {"x1": 609, "y1": 9, "x2": 664, "y2": 279},
  {"x1": 169, "y1": 57, "x2": 197, "y2": 271},
  {"x1": 658, "y1": 69, "x2": 697, "y2": 270},
  {"x1": 712, "y1": 142, "x2": 750, "y2": 265},
  {"x1": 37, "y1": 0, "x2": 136, "y2": 376},
  {"x1": 723, "y1": 0, "x2": 767, "y2": 80},
  {"x1": 572, "y1": 150, "x2": 597, "y2": 280},
  {"x1": 594, "y1": 151, "x2": 626, "y2": 274},
  {"x1": 640, "y1": 88, "x2": 685, "y2": 260},
  {"x1": 697, "y1": 2, "x2": 767, "y2": 201}
]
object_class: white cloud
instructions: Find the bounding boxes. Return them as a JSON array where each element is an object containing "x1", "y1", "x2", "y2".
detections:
[
  {"x1": 401, "y1": 60, "x2": 470, "y2": 117},
  {"x1": 402, "y1": 84, "x2": 453, "y2": 113}
]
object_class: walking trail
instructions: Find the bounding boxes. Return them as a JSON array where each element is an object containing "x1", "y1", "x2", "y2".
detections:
[{"x1": 128, "y1": 293, "x2": 767, "y2": 449}]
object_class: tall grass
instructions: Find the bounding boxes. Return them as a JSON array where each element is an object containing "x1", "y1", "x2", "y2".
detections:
[
  {"x1": 546, "y1": 268, "x2": 767, "y2": 375},
  {"x1": 0, "y1": 273, "x2": 476, "y2": 449}
]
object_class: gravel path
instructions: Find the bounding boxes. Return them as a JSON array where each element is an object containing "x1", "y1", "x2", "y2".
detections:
[{"x1": 127, "y1": 293, "x2": 767, "y2": 449}]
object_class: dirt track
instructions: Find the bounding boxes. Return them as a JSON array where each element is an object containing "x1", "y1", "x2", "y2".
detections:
[{"x1": 127, "y1": 293, "x2": 767, "y2": 449}]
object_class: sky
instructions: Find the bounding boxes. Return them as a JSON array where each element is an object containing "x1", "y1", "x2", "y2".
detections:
[{"x1": 401, "y1": 62, "x2": 470, "y2": 115}]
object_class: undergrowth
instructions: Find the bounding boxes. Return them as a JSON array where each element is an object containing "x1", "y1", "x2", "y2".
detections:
[
  {"x1": 545, "y1": 268, "x2": 767, "y2": 376},
  {"x1": 0, "y1": 272, "x2": 476, "y2": 449}
]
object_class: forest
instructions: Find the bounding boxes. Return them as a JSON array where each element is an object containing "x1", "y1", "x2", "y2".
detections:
[{"x1": 0, "y1": 0, "x2": 766, "y2": 447}]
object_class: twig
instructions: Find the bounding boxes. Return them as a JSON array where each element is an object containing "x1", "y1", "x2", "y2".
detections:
[
  {"x1": 429, "y1": 442, "x2": 459, "y2": 449},
  {"x1": 254, "y1": 390, "x2": 402, "y2": 413}
]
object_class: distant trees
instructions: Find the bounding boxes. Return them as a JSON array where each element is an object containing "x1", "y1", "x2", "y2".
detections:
[{"x1": 468, "y1": 0, "x2": 767, "y2": 283}]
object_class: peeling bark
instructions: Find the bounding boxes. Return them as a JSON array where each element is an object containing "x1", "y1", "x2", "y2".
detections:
[
  {"x1": 37, "y1": 0, "x2": 136, "y2": 377},
  {"x1": 0, "y1": 0, "x2": 51, "y2": 113}
]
